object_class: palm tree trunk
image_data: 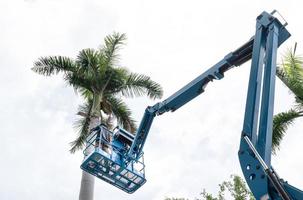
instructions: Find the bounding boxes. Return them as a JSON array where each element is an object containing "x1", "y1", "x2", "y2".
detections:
[
  {"x1": 79, "y1": 94, "x2": 101, "y2": 200},
  {"x1": 79, "y1": 171, "x2": 95, "y2": 200}
]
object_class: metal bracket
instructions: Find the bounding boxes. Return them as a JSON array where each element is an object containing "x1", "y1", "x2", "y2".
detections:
[{"x1": 271, "y1": 10, "x2": 288, "y2": 27}]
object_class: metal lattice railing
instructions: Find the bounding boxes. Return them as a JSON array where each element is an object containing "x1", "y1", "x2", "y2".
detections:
[{"x1": 81, "y1": 125, "x2": 146, "y2": 193}]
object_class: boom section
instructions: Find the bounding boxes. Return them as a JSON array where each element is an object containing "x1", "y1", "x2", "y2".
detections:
[
  {"x1": 238, "y1": 11, "x2": 303, "y2": 200},
  {"x1": 128, "y1": 13, "x2": 290, "y2": 160}
]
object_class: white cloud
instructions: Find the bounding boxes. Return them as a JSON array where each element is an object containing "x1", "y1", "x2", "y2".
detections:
[{"x1": 1, "y1": 0, "x2": 303, "y2": 199}]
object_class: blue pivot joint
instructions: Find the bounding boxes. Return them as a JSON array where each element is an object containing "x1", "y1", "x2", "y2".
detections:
[{"x1": 239, "y1": 11, "x2": 303, "y2": 200}]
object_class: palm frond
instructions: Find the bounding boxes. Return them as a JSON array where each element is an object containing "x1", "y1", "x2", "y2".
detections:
[
  {"x1": 277, "y1": 48, "x2": 303, "y2": 99},
  {"x1": 64, "y1": 72, "x2": 93, "y2": 93},
  {"x1": 102, "y1": 32, "x2": 127, "y2": 67},
  {"x1": 77, "y1": 87, "x2": 93, "y2": 100},
  {"x1": 32, "y1": 56, "x2": 76, "y2": 76},
  {"x1": 272, "y1": 109, "x2": 302, "y2": 153},
  {"x1": 70, "y1": 100, "x2": 93, "y2": 153},
  {"x1": 281, "y1": 48, "x2": 303, "y2": 81},
  {"x1": 119, "y1": 72, "x2": 163, "y2": 100},
  {"x1": 76, "y1": 48, "x2": 99, "y2": 74},
  {"x1": 104, "y1": 95, "x2": 137, "y2": 133},
  {"x1": 101, "y1": 67, "x2": 128, "y2": 93},
  {"x1": 33, "y1": 33, "x2": 163, "y2": 154},
  {"x1": 294, "y1": 96, "x2": 303, "y2": 110}
]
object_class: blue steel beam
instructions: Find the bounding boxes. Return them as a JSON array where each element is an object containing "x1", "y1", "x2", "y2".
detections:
[
  {"x1": 238, "y1": 14, "x2": 271, "y2": 199},
  {"x1": 127, "y1": 106, "x2": 157, "y2": 160},
  {"x1": 257, "y1": 22, "x2": 279, "y2": 166},
  {"x1": 128, "y1": 11, "x2": 290, "y2": 161},
  {"x1": 127, "y1": 10, "x2": 303, "y2": 200},
  {"x1": 128, "y1": 43, "x2": 250, "y2": 160},
  {"x1": 241, "y1": 20, "x2": 266, "y2": 145},
  {"x1": 239, "y1": 12, "x2": 303, "y2": 200}
]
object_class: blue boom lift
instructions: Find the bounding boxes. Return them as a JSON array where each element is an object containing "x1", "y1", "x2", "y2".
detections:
[{"x1": 81, "y1": 10, "x2": 303, "y2": 199}]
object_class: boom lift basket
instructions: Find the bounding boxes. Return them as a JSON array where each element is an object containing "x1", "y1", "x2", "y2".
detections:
[{"x1": 81, "y1": 125, "x2": 146, "y2": 193}]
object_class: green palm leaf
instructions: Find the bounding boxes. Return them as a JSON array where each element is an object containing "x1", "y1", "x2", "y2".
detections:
[
  {"x1": 272, "y1": 109, "x2": 302, "y2": 153},
  {"x1": 273, "y1": 46, "x2": 303, "y2": 153},
  {"x1": 119, "y1": 72, "x2": 163, "y2": 99},
  {"x1": 103, "y1": 95, "x2": 137, "y2": 132},
  {"x1": 77, "y1": 87, "x2": 94, "y2": 100},
  {"x1": 32, "y1": 56, "x2": 76, "y2": 76},
  {"x1": 103, "y1": 32, "x2": 126, "y2": 66},
  {"x1": 76, "y1": 48, "x2": 100, "y2": 74},
  {"x1": 101, "y1": 67, "x2": 128, "y2": 93},
  {"x1": 277, "y1": 48, "x2": 303, "y2": 100},
  {"x1": 70, "y1": 100, "x2": 93, "y2": 153},
  {"x1": 64, "y1": 72, "x2": 93, "y2": 92},
  {"x1": 32, "y1": 32, "x2": 163, "y2": 154}
]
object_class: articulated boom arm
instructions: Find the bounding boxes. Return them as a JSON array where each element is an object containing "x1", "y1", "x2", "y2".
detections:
[
  {"x1": 128, "y1": 11, "x2": 289, "y2": 162},
  {"x1": 127, "y1": 11, "x2": 303, "y2": 199},
  {"x1": 127, "y1": 40, "x2": 253, "y2": 160}
]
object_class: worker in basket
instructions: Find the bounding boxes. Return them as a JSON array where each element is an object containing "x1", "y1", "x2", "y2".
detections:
[{"x1": 92, "y1": 124, "x2": 111, "y2": 154}]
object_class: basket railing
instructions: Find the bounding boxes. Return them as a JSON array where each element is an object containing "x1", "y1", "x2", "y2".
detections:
[{"x1": 83, "y1": 125, "x2": 145, "y2": 177}]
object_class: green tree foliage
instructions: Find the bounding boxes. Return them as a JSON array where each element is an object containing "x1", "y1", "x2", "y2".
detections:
[
  {"x1": 165, "y1": 175, "x2": 254, "y2": 200},
  {"x1": 273, "y1": 43, "x2": 303, "y2": 152},
  {"x1": 32, "y1": 33, "x2": 163, "y2": 200},
  {"x1": 200, "y1": 175, "x2": 254, "y2": 200},
  {"x1": 32, "y1": 32, "x2": 163, "y2": 153}
]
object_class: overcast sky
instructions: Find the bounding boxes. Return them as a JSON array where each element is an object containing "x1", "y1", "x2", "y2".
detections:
[{"x1": 1, "y1": 0, "x2": 303, "y2": 200}]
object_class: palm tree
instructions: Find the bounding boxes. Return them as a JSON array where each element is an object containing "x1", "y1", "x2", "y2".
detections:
[
  {"x1": 273, "y1": 43, "x2": 303, "y2": 153},
  {"x1": 32, "y1": 32, "x2": 163, "y2": 200}
]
